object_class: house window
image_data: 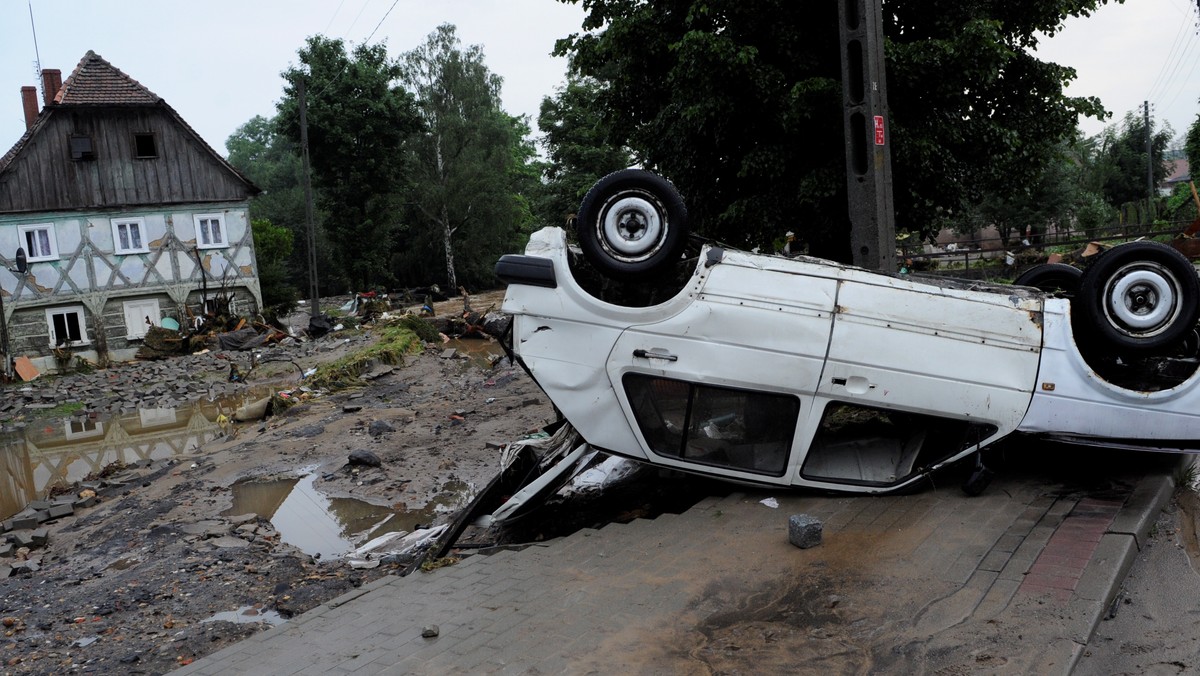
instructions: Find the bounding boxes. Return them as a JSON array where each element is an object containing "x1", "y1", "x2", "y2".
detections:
[
  {"x1": 69, "y1": 134, "x2": 95, "y2": 160},
  {"x1": 134, "y1": 132, "x2": 157, "y2": 158},
  {"x1": 18, "y1": 224, "x2": 59, "y2": 262},
  {"x1": 139, "y1": 408, "x2": 177, "y2": 428},
  {"x1": 111, "y1": 217, "x2": 149, "y2": 254},
  {"x1": 64, "y1": 419, "x2": 103, "y2": 441},
  {"x1": 194, "y1": 214, "x2": 227, "y2": 249},
  {"x1": 122, "y1": 298, "x2": 160, "y2": 339},
  {"x1": 45, "y1": 306, "x2": 89, "y2": 347},
  {"x1": 201, "y1": 295, "x2": 237, "y2": 317}
]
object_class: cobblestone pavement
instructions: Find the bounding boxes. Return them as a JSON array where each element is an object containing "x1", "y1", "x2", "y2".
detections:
[{"x1": 174, "y1": 446, "x2": 1179, "y2": 675}]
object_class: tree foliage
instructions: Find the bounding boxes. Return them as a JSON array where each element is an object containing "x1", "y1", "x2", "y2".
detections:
[
  {"x1": 249, "y1": 218, "x2": 298, "y2": 314},
  {"x1": 553, "y1": 0, "x2": 1114, "y2": 259},
  {"x1": 277, "y1": 36, "x2": 423, "y2": 291},
  {"x1": 395, "y1": 24, "x2": 536, "y2": 290},
  {"x1": 226, "y1": 115, "x2": 316, "y2": 301},
  {"x1": 1186, "y1": 106, "x2": 1200, "y2": 173},
  {"x1": 1094, "y1": 109, "x2": 1173, "y2": 209},
  {"x1": 536, "y1": 75, "x2": 633, "y2": 227}
]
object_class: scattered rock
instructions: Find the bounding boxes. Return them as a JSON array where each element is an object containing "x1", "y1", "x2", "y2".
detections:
[
  {"x1": 348, "y1": 450, "x2": 383, "y2": 468},
  {"x1": 368, "y1": 420, "x2": 394, "y2": 437},
  {"x1": 422, "y1": 624, "x2": 440, "y2": 638},
  {"x1": 788, "y1": 514, "x2": 823, "y2": 549}
]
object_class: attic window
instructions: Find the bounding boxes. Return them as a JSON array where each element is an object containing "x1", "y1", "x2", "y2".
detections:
[
  {"x1": 134, "y1": 133, "x2": 157, "y2": 158},
  {"x1": 69, "y1": 134, "x2": 95, "y2": 161}
]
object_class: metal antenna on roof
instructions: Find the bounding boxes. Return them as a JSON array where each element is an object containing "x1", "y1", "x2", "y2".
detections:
[{"x1": 28, "y1": 0, "x2": 42, "y2": 96}]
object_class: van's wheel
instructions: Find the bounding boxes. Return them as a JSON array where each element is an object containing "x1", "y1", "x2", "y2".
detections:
[
  {"x1": 1077, "y1": 241, "x2": 1200, "y2": 354},
  {"x1": 1013, "y1": 263, "x2": 1082, "y2": 297},
  {"x1": 576, "y1": 169, "x2": 689, "y2": 278}
]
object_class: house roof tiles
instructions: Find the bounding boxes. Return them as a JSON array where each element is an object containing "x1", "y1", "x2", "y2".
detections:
[
  {"x1": 0, "y1": 51, "x2": 258, "y2": 195},
  {"x1": 55, "y1": 50, "x2": 161, "y2": 105}
]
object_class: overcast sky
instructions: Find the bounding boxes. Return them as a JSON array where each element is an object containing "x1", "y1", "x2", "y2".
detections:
[{"x1": 0, "y1": 0, "x2": 1197, "y2": 158}]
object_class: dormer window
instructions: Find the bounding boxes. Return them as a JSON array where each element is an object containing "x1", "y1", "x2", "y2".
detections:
[
  {"x1": 134, "y1": 132, "x2": 157, "y2": 158},
  {"x1": 69, "y1": 134, "x2": 95, "y2": 161}
]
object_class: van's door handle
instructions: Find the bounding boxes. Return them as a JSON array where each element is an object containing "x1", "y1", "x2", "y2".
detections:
[{"x1": 633, "y1": 349, "x2": 678, "y2": 362}]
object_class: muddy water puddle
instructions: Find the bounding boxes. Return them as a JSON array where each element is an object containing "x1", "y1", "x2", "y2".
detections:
[
  {"x1": 445, "y1": 338, "x2": 507, "y2": 368},
  {"x1": 225, "y1": 471, "x2": 472, "y2": 559},
  {"x1": 0, "y1": 388, "x2": 275, "y2": 520},
  {"x1": 202, "y1": 604, "x2": 287, "y2": 626}
]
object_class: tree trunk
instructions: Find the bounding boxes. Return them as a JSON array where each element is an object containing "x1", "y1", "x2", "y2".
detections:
[{"x1": 442, "y1": 207, "x2": 457, "y2": 291}]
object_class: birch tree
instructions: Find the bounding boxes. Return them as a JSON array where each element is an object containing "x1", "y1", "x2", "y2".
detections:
[{"x1": 398, "y1": 24, "x2": 533, "y2": 290}]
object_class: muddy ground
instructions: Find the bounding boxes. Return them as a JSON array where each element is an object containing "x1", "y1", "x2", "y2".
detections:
[{"x1": 0, "y1": 294, "x2": 565, "y2": 675}]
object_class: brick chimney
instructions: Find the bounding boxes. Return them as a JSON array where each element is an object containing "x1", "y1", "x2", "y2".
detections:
[
  {"x1": 21, "y1": 86, "x2": 38, "y2": 129},
  {"x1": 40, "y1": 68, "x2": 62, "y2": 105}
]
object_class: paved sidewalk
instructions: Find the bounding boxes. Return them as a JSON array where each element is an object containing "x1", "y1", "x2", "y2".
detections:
[{"x1": 175, "y1": 451, "x2": 1178, "y2": 675}]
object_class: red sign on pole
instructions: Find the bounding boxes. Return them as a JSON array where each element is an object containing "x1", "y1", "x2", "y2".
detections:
[{"x1": 873, "y1": 115, "x2": 885, "y2": 146}]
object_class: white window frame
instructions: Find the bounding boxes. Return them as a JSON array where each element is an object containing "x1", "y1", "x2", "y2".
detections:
[
  {"x1": 45, "y1": 305, "x2": 90, "y2": 347},
  {"x1": 64, "y1": 419, "x2": 104, "y2": 441},
  {"x1": 111, "y1": 217, "x2": 149, "y2": 254},
  {"x1": 201, "y1": 295, "x2": 239, "y2": 317},
  {"x1": 122, "y1": 298, "x2": 160, "y2": 339},
  {"x1": 138, "y1": 408, "x2": 177, "y2": 428},
  {"x1": 19, "y1": 223, "x2": 59, "y2": 262},
  {"x1": 193, "y1": 213, "x2": 228, "y2": 249}
]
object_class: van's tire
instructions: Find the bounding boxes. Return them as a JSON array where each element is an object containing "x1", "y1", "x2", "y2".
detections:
[
  {"x1": 576, "y1": 169, "x2": 689, "y2": 278},
  {"x1": 1077, "y1": 241, "x2": 1200, "y2": 354},
  {"x1": 1013, "y1": 263, "x2": 1082, "y2": 297}
]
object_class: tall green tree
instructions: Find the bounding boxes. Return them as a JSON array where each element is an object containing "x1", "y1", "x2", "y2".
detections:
[
  {"x1": 1185, "y1": 105, "x2": 1200, "y2": 173},
  {"x1": 249, "y1": 218, "x2": 299, "y2": 314},
  {"x1": 277, "y1": 36, "x2": 422, "y2": 291},
  {"x1": 554, "y1": 0, "x2": 1112, "y2": 260},
  {"x1": 225, "y1": 115, "x2": 317, "y2": 300},
  {"x1": 536, "y1": 75, "x2": 633, "y2": 226},
  {"x1": 1095, "y1": 109, "x2": 1173, "y2": 210},
  {"x1": 397, "y1": 24, "x2": 535, "y2": 290}
]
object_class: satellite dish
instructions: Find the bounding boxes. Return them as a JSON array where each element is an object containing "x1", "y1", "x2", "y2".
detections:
[{"x1": 15, "y1": 247, "x2": 27, "y2": 274}]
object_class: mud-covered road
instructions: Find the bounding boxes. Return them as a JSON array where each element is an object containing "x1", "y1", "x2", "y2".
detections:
[{"x1": 0, "y1": 298, "x2": 557, "y2": 675}]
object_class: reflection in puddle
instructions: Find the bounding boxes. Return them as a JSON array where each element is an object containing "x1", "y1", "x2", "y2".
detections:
[
  {"x1": 445, "y1": 338, "x2": 506, "y2": 369},
  {"x1": 0, "y1": 389, "x2": 274, "y2": 520},
  {"x1": 225, "y1": 473, "x2": 472, "y2": 559},
  {"x1": 202, "y1": 605, "x2": 286, "y2": 626}
]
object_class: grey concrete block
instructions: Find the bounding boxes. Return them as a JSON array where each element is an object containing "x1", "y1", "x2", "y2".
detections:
[
  {"x1": 0, "y1": 543, "x2": 12, "y2": 558},
  {"x1": 47, "y1": 503, "x2": 74, "y2": 520},
  {"x1": 10, "y1": 515, "x2": 38, "y2": 531},
  {"x1": 788, "y1": 514, "x2": 823, "y2": 549},
  {"x1": 29, "y1": 528, "x2": 49, "y2": 548}
]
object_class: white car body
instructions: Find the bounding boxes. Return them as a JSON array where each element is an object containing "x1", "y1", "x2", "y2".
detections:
[{"x1": 499, "y1": 227, "x2": 1199, "y2": 494}]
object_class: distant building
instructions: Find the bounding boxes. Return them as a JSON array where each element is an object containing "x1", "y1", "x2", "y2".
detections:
[
  {"x1": 0, "y1": 51, "x2": 261, "y2": 374},
  {"x1": 1162, "y1": 158, "x2": 1191, "y2": 197}
]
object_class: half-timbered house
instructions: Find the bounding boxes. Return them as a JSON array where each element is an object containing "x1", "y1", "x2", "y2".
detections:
[{"x1": 0, "y1": 51, "x2": 261, "y2": 374}]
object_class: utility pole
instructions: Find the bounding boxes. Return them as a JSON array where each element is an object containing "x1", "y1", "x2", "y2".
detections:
[
  {"x1": 1145, "y1": 100, "x2": 1155, "y2": 222},
  {"x1": 838, "y1": 0, "x2": 897, "y2": 272},
  {"x1": 298, "y1": 78, "x2": 320, "y2": 319}
]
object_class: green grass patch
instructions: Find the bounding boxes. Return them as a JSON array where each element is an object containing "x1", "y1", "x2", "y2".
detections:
[
  {"x1": 33, "y1": 401, "x2": 86, "y2": 418},
  {"x1": 305, "y1": 324, "x2": 423, "y2": 391}
]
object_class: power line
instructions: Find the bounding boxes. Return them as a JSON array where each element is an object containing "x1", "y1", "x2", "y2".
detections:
[
  {"x1": 324, "y1": 0, "x2": 349, "y2": 34},
  {"x1": 311, "y1": 0, "x2": 401, "y2": 100},
  {"x1": 1145, "y1": 10, "x2": 1194, "y2": 100},
  {"x1": 1150, "y1": 26, "x2": 1200, "y2": 114}
]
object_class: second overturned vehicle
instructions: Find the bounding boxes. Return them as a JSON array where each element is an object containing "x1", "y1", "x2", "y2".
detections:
[{"x1": 495, "y1": 169, "x2": 1200, "y2": 498}]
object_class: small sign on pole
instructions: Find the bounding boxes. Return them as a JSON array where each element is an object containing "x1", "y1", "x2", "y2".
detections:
[{"x1": 874, "y1": 115, "x2": 885, "y2": 146}]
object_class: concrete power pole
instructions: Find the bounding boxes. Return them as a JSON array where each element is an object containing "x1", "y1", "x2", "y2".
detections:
[
  {"x1": 838, "y1": 0, "x2": 897, "y2": 273},
  {"x1": 298, "y1": 79, "x2": 321, "y2": 319},
  {"x1": 1145, "y1": 100, "x2": 1155, "y2": 222}
]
